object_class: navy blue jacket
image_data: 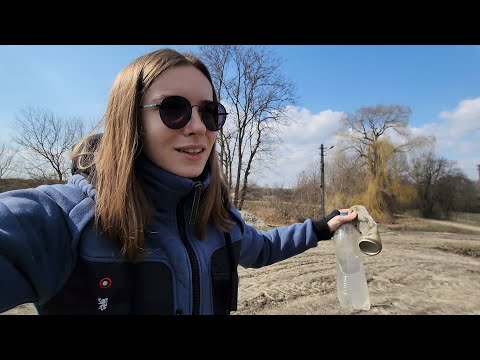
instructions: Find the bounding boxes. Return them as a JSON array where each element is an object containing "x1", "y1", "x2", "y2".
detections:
[{"x1": 0, "y1": 155, "x2": 326, "y2": 315}]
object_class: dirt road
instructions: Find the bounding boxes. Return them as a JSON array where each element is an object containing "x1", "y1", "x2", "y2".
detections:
[
  {"x1": 3, "y1": 221, "x2": 480, "y2": 315},
  {"x1": 233, "y1": 226, "x2": 480, "y2": 315}
]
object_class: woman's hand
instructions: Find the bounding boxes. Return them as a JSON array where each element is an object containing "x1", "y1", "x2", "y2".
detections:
[{"x1": 327, "y1": 208, "x2": 357, "y2": 232}]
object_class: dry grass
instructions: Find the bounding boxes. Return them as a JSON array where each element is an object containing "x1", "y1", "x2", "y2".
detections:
[
  {"x1": 0, "y1": 178, "x2": 64, "y2": 193},
  {"x1": 381, "y1": 216, "x2": 480, "y2": 235},
  {"x1": 433, "y1": 245, "x2": 480, "y2": 258},
  {"x1": 242, "y1": 199, "x2": 320, "y2": 226},
  {"x1": 243, "y1": 202, "x2": 480, "y2": 237}
]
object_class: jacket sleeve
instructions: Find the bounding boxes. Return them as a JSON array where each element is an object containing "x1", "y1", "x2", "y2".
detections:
[
  {"x1": 229, "y1": 207, "x2": 325, "y2": 269},
  {"x1": 0, "y1": 188, "x2": 78, "y2": 313}
]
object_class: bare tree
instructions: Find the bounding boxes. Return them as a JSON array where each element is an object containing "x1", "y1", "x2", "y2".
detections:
[
  {"x1": 12, "y1": 106, "x2": 86, "y2": 181},
  {"x1": 339, "y1": 105, "x2": 430, "y2": 177},
  {"x1": 198, "y1": 46, "x2": 234, "y2": 187},
  {"x1": 408, "y1": 150, "x2": 457, "y2": 217},
  {"x1": 199, "y1": 45, "x2": 297, "y2": 209},
  {"x1": 295, "y1": 159, "x2": 321, "y2": 207},
  {"x1": 0, "y1": 143, "x2": 16, "y2": 179},
  {"x1": 338, "y1": 104, "x2": 433, "y2": 218},
  {"x1": 325, "y1": 147, "x2": 368, "y2": 207},
  {"x1": 435, "y1": 173, "x2": 478, "y2": 214}
]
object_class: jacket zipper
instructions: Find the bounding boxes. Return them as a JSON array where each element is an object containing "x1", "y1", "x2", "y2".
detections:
[
  {"x1": 189, "y1": 182, "x2": 203, "y2": 224},
  {"x1": 176, "y1": 182, "x2": 203, "y2": 315}
]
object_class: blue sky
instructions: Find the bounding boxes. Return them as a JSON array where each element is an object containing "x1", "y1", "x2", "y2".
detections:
[{"x1": 1, "y1": 45, "x2": 479, "y2": 186}]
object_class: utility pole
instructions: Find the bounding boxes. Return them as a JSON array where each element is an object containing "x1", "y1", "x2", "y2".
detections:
[{"x1": 319, "y1": 144, "x2": 333, "y2": 218}]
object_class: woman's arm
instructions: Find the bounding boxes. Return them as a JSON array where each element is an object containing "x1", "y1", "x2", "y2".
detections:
[{"x1": 0, "y1": 187, "x2": 80, "y2": 313}]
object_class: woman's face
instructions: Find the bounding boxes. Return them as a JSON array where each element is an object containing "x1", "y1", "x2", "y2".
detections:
[{"x1": 140, "y1": 65, "x2": 217, "y2": 178}]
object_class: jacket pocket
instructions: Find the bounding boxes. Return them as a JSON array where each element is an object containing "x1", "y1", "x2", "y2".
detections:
[
  {"x1": 40, "y1": 258, "x2": 176, "y2": 315},
  {"x1": 131, "y1": 260, "x2": 176, "y2": 315},
  {"x1": 210, "y1": 239, "x2": 241, "y2": 315},
  {"x1": 40, "y1": 259, "x2": 133, "y2": 314}
]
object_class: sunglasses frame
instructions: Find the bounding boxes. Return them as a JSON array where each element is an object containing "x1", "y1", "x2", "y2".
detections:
[{"x1": 139, "y1": 95, "x2": 228, "y2": 131}]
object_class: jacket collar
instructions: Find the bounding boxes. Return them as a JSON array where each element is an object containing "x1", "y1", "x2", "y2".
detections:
[{"x1": 135, "y1": 152, "x2": 211, "y2": 210}]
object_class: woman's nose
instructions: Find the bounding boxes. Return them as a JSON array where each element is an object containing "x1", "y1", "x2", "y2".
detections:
[{"x1": 184, "y1": 106, "x2": 207, "y2": 134}]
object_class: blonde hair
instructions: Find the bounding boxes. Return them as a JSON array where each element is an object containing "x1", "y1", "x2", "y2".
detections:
[{"x1": 72, "y1": 49, "x2": 231, "y2": 261}]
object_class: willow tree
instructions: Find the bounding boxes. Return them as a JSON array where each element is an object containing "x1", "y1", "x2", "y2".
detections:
[
  {"x1": 199, "y1": 45, "x2": 296, "y2": 209},
  {"x1": 338, "y1": 104, "x2": 432, "y2": 219}
]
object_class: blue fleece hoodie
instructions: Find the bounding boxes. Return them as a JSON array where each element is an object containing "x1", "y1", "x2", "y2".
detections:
[{"x1": 0, "y1": 154, "x2": 325, "y2": 315}]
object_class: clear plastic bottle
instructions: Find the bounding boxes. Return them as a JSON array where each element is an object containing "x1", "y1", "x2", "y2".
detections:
[{"x1": 333, "y1": 215, "x2": 370, "y2": 310}]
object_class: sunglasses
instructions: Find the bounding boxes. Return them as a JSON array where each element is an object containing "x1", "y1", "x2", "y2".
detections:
[{"x1": 139, "y1": 95, "x2": 228, "y2": 131}]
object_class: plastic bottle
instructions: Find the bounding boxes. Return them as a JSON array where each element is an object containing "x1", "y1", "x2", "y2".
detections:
[{"x1": 333, "y1": 214, "x2": 370, "y2": 310}]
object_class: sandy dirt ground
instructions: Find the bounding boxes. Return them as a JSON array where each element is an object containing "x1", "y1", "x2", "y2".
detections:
[
  {"x1": 234, "y1": 227, "x2": 480, "y2": 315},
  {"x1": 3, "y1": 219, "x2": 480, "y2": 315}
]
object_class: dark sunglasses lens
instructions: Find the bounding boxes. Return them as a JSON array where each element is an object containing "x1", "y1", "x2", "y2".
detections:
[
  {"x1": 159, "y1": 96, "x2": 191, "y2": 129},
  {"x1": 201, "y1": 102, "x2": 227, "y2": 131}
]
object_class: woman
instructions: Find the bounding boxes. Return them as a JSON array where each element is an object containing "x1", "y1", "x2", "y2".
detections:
[{"x1": 0, "y1": 48, "x2": 357, "y2": 315}]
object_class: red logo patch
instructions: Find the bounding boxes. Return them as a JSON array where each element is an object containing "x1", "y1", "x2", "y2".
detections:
[{"x1": 99, "y1": 277, "x2": 112, "y2": 289}]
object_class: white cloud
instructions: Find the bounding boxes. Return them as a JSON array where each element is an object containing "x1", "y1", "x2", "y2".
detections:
[
  {"x1": 410, "y1": 97, "x2": 480, "y2": 181},
  {"x1": 439, "y1": 98, "x2": 480, "y2": 137},
  {"x1": 250, "y1": 106, "x2": 345, "y2": 187}
]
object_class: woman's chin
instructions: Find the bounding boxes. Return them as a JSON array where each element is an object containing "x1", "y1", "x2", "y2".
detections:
[{"x1": 172, "y1": 166, "x2": 204, "y2": 179}]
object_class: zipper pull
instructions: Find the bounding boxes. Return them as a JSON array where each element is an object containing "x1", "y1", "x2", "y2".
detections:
[{"x1": 189, "y1": 182, "x2": 203, "y2": 225}]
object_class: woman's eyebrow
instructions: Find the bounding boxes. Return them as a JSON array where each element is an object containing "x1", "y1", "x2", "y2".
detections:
[{"x1": 150, "y1": 95, "x2": 167, "y2": 103}]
